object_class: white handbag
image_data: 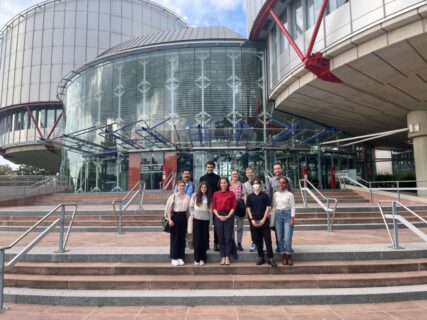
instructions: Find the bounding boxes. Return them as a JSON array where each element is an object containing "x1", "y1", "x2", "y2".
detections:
[{"x1": 187, "y1": 214, "x2": 194, "y2": 234}]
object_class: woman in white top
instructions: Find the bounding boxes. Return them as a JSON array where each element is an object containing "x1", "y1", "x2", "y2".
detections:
[
  {"x1": 189, "y1": 181, "x2": 212, "y2": 265},
  {"x1": 272, "y1": 177, "x2": 296, "y2": 265},
  {"x1": 165, "y1": 180, "x2": 191, "y2": 266}
]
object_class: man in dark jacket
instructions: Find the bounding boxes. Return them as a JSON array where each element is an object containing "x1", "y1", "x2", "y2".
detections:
[{"x1": 199, "y1": 160, "x2": 220, "y2": 251}]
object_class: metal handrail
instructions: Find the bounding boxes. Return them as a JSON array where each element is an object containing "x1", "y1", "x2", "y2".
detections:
[
  {"x1": 0, "y1": 203, "x2": 78, "y2": 313},
  {"x1": 339, "y1": 175, "x2": 427, "y2": 201},
  {"x1": 298, "y1": 179, "x2": 338, "y2": 232},
  {"x1": 24, "y1": 176, "x2": 55, "y2": 195},
  {"x1": 298, "y1": 179, "x2": 327, "y2": 200},
  {"x1": 112, "y1": 180, "x2": 146, "y2": 234},
  {"x1": 378, "y1": 201, "x2": 427, "y2": 249}
]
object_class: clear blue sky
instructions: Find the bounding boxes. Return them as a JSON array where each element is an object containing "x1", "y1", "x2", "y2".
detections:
[{"x1": 0, "y1": 0, "x2": 248, "y2": 167}]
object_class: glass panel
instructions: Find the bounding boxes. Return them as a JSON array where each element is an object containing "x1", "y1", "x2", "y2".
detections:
[{"x1": 293, "y1": 0, "x2": 304, "y2": 38}]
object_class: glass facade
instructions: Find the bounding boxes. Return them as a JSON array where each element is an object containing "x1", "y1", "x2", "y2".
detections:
[{"x1": 63, "y1": 43, "x2": 271, "y2": 191}]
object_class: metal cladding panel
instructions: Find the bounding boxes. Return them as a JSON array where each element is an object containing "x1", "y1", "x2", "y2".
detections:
[
  {"x1": 0, "y1": 0, "x2": 189, "y2": 110},
  {"x1": 246, "y1": 0, "x2": 266, "y2": 36}
]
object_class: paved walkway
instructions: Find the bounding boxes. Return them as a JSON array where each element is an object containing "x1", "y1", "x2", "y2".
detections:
[
  {"x1": 1, "y1": 300, "x2": 426, "y2": 319},
  {"x1": 1, "y1": 228, "x2": 426, "y2": 248}
]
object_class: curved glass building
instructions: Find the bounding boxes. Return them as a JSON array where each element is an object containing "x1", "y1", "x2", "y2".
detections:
[{"x1": 61, "y1": 27, "x2": 271, "y2": 191}]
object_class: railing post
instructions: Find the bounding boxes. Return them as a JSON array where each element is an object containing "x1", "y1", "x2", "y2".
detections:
[
  {"x1": 368, "y1": 182, "x2": 372, "y2": 202},
  {"x1": 392, "y1": 201, "x2": 401, "y2": 249},
  {"x1": 303, "y1": 189, "x2": 308, "y2": 208},
  {"x1": 0, "y1": 249, "x2": 6, "y2": 313},
  {"x1": 119, "y1": 201, "x2": 123, "y2": 234},
  {"x1": 397, "y1": 181, "x2": 400, "y2": 202},
  {"x1": 56, "y1": 204, "x2": 66, "y2": 253},
  {"x1": 326, "y1": 198, "x2": 331, "y2": 232}
]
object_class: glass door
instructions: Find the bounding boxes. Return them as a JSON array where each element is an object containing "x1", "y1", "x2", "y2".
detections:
[{"x1": 140, "y1": 152, "x2": 164, "y2": 190}]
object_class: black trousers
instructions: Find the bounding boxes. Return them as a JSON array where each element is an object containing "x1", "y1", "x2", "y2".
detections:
[
  {"x1": 212, "y1": 216, "x2": 218, "y2": 245},
  {"x1": 193, "y1": 218, "x2": 210, "y2": 262},
  {"x1": 214, "y1": 211, "x2": 234, "y2": 258},
  {"x1": 170, "y1": 211, "x2": 187, "y2": 260},
  {"x1": 250, "y1": 219, "x2": 273, "y2": 259}
]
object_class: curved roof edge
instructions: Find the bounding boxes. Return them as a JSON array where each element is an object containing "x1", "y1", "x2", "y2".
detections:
[
  {"x1": 0, "y1": 0, "x2": 190, "y2": 38},
  {"x1": 57, "y1": 27, "x2": 263, "y2": 100},
  {"x1": 98, "y1": 26, "x2": 245, "y2": 58},
  {"x1": 248, "y1": 0, "x2": 279, "y2": 41}
]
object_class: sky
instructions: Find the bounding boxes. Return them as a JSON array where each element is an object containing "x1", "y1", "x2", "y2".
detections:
[
  {"x1": 0, "y1": 0, "x2": 248, "y2": 35},
  {"x1": 0, "y1": 0, "x2": 248, "y2": 168}
]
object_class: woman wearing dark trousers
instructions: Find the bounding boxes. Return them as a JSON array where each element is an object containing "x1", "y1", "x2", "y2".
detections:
[
  {"x1": 190, "y1": 181, "x2": 212, "y2": 265},
  {"x1": 165, "y1": 180, "x2": 191, "y2": 266},
  {"x1": 212, "y1": 177, "x2": 236, "y2": 265}
]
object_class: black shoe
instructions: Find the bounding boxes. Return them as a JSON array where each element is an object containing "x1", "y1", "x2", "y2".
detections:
[
  {"x1": 267, "y1": 258, "x2": 277, "y2": 267},
  {"x1": 237, "y1": 243, "x2": 243, "y2": 251},
  {"x1": 256, "y1": 257, "x2": 265, "y2": 265},
  {"x1": 214, "y1": 243, "x2": 219, "y2": 252}
]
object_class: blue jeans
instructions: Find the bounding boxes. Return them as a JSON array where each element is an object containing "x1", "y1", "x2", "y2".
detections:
[{"x1": 274, "y1": 209, "x2": 293, "y2": 254}]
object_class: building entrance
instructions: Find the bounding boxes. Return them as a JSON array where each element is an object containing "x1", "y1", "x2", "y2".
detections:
[{"x1": 140, "y1": 152, "x2": 164, "y2": 190}]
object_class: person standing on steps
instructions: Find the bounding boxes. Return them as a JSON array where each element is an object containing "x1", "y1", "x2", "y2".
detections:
[
  {"x1": 212, "y1": 177, "x2": 236, "y2": 265},
  {"x1": 189, "y1": 181, "x2": 212, "y2": 265},
  {"x1": 230, "y1": 169, "x2": 244, "y2": 251},
  {"x1": 199, "y1": 161, "x2": 220, "y2": 251},
  {"x1": 266, "y1": 162, "x2": 294, "y2": 252},
  {"x1": 165, "y1": 180, "x2": 191, "y2": 266},
  {"x1": 246, "y1": 178, "x2": 276, "y2": 267},
  {"x1": 175, "y1": 169, "x2": 196, "y2": 249},
  {"x1": 273, "y1": 177, "x2": 296, "y2": 265},
  {"x1": 242, "y1": 167, "x2": 265, "y2": 253}
]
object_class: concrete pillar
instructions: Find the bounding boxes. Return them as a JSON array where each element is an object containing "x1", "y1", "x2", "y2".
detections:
[{"x1": 407, "y1": 111, "x2": 427, "y2": 197}]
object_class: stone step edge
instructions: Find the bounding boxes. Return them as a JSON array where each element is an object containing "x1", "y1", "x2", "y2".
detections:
[
  {"x1": 4, "y1": 285, "x2": 427, "y2": 306},
  {"x1": 5, "y1": 244, "x2": 427, "y2": 263}
]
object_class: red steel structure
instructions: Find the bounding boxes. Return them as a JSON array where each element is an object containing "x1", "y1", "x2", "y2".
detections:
[{"x1": 251, "y1": 0, "x2": 342, "y2": 84}]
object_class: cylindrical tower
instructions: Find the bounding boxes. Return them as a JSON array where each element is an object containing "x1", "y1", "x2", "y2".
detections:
[{"x1": 0, "y1": 0, "x2": 188, "y2": 171}]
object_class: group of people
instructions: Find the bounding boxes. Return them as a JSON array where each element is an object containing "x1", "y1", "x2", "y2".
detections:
[{"x1": 164, "y1": 161, "x2": 296, "y2": 267}]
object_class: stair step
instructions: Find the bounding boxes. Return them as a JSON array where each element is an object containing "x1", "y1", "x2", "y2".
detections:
[
  {"x1": 6, "y1": 270, "x2": 427, "y2": 290},
  {"x1": 9, "y1": 259, "x2": 427, "y2": 275}
]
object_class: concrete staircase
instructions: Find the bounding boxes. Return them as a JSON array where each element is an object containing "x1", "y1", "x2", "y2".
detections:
[
  {"x1": 3, "y1": 245, "x2": 427, "y2": 305},
  {"x1": 2, "y1": 190, "x2": 427, "y2": 306},
  {"x1": 0, "y1": 189, "x2": 426, "y2": 231}
]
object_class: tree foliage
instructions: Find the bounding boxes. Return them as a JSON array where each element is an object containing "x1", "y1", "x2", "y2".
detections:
[
  {"x1": 14, "y1": 164, "x2": 55, "y2": 176},
  {"x1": 0, "y1": 164, "x2": 15, "y2": 176}
]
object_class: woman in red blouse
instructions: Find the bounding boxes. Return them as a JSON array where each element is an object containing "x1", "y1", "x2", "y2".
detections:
[{"x1": 212, "y1": 177, "x2": 236, "y2": 265}]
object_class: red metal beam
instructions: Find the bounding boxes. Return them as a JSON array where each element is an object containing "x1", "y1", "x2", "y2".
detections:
[
  {"x1": 25, "y1": 106, "x2": 44, "y2": 140},
  {"x1": 306, "y1": 0, "x2": 329, "y2": 58},
  {"x1": 269, "y1": 9, "x2": 306, "y2": 62},
  {"x1": 47, "y1": 112, "x2": 63, "y2": 139}
]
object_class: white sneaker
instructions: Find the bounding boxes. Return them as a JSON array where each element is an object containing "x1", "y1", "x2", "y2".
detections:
[
  {"x1": 194, "y1": 261, "x2": 200, "y2": 265},
  {"x1": 199, "y1": 260, "x2": 205, "y2": 265},
  {"x1": 171, "y1": 259, "x2": 179, "y2": 266},
  {"x1": 178, "y1": 259, "x2": 185, "y2": 266}
]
